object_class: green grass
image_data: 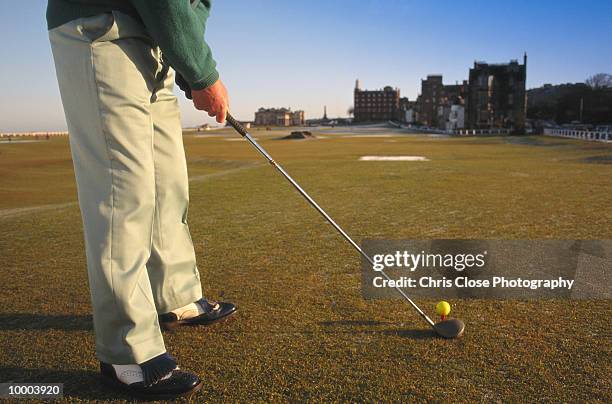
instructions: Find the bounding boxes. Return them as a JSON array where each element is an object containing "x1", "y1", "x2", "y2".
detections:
[{"x1": 1, "y1": 130, "x2": 610, "y2": 402}]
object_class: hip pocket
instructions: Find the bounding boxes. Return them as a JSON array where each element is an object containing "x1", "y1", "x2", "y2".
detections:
[{"x1": 80, "y1": 12, "x2": 115, "y2": 43}]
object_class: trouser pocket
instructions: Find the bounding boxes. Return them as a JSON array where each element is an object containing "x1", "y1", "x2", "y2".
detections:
[{"x1": 80, "y1": 12, "x2": 115, "y2": 43}]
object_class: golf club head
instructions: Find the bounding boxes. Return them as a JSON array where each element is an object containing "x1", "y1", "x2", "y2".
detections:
[{"x1": 433, "y1": 318, "x2": 465, "y2": 339}]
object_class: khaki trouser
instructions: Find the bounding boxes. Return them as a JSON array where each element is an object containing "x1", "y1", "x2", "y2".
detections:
[{"x1": 49, "y1": 11, "x2": 203, "y2": 364}]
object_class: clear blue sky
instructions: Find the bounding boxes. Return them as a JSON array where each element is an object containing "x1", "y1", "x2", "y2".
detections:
[{"x1": 1, "y1": 0, "x2": 611, "y2": 131}]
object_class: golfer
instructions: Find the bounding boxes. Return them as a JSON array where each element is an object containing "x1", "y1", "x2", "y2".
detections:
[{"x1": 47, "y1": 0, "x2": 235, "y2": 399}]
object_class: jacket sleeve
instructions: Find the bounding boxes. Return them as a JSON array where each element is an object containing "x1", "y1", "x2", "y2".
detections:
[{"x1": 129, "y1": 0, "x2": 219, "y2": 90}]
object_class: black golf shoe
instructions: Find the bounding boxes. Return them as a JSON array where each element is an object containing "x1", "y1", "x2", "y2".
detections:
[
  {"x1": 100, "y1": 353, "x2": 202, "y2": 400},
  {"x1": 159, "y1": 298, "x2": 237, "y2": 331}
]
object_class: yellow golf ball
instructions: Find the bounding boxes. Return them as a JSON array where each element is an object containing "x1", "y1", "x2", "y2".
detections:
[{"x1": 436, "y1": 301, "x2": 451, "y2": 316}]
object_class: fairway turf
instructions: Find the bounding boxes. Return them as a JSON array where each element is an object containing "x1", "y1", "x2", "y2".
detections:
[{"x1": 1, "y1": 129, "x2": 611, "y2": 402}]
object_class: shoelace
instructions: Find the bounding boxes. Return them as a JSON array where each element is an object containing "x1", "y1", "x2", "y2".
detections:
[{"x1": 200, "y1": 299, "x2": 221, "y2": 313}]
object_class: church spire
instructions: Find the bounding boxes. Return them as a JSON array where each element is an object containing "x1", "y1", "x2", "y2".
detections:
[{"x1": 323, "y1": 105, "x2": 328, "y2": 120}]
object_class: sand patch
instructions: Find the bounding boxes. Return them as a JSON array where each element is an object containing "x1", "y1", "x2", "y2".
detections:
[
  {"x1": 277, "y1": 131, "x2": 316, "y2": 140},
  {"x1": 359, "y1": 156, "x2": 429, "y2": 161}
]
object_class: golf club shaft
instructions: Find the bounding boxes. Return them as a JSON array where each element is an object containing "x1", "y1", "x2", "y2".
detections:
[{"x1": 226, "y1": 113, "x2": 435, "y2": 328}]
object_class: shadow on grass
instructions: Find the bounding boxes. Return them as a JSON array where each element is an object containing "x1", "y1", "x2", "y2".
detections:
[
  {"x1": 0, "y1": 367, "x2": 118, "y2": 400},
  {"x1": 319, "y1": 320, "x2": 390, "y2": 327},
  {"x1": 0, "y1": 314, "x2": 92, "y2": 331},
  {"x1": 319, "y1": 320, "x2": 434, "y2": 339},
  {"x1": 582, "y1": 155, "x2": 612, "y2": 164},
  {"x1": 379, "y1": 329, "x2": 435, "y2": 339}
]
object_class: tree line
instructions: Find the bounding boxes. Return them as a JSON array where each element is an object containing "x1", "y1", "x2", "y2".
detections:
[{"x1": 527, "y1": 73, "x2": 612, "y2": 125}]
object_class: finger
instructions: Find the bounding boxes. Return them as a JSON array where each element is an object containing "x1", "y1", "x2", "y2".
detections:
[
  {"x1": 208, "y1": 111, "x2": 215, "y2": 117},
  {"x1": 217, "y1": 104, "x2": 228, "y2": 124}
]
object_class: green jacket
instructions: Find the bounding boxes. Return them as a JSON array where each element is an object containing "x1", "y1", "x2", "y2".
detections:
[{"x1": 47, "y1": 0, "x2": 219, "y2": 90}]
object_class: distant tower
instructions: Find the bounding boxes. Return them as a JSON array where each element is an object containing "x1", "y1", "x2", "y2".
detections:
[
  {"x1": 323, "y1": 105, "x2": 328, "y2": 120},
  {"x1": 523, "y1": 52, "x2": 527, "y2": 67},
  {"x1": 355, "y1": 79, "x2": 360, "y2": 91}
]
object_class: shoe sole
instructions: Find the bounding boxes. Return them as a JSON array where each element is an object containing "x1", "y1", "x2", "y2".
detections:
[
  {"x1": 101, "y1": 374, "x2": 203, "y2": 401},
  {"x1": 160, "y1": 307, "x2": 237, "y2": 332}
]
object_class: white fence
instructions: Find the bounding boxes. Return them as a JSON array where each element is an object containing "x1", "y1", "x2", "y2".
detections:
[
  {"x1": 544, "y1": 128, "x2": 611, "y2": 143},
  {"x1": 0, "y1": 131, "x2": 68, "y2": 138},
  {"x1": 454, "y1": 128, "x2": 511, "y2": 136}
]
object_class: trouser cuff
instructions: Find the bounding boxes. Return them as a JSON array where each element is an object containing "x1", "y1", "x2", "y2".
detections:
[{"x1": 156, "y1": 285, "x2": 203, "y2": 314}]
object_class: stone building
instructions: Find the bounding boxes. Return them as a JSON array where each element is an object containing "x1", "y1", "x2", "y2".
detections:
[
  {"x1": 353, "y1": 80, "x2": 400, "y2": 122},
  {"x1": 254, "y1": 107, "x2": 305, "y2": 126},
  {"x1": 419, "y1": 75, "x2": 444, "y2": 127},
  {"x1": 444, "y1": 105, "x2": 465, "y2": 131},
  {"x1": 290, "y1": 110, "x2": 305, "y2": 126},
  {"x1": 399, "y1": 97, "x2": 418, "y2": 124},
  {"x1": 466, "y1": 54, "x2": 527, "y2": 133},
  {"x1": 418, "y1": 76, "x2": 468, "y2": 128},
  {"x1": 442, "y1": 81, "x2": 468, "y2": 105}
]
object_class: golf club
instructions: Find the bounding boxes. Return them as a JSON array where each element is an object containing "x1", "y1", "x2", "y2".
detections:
[{"x1": 226, "y1": 113, "x2": 464, "y2": 339}]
